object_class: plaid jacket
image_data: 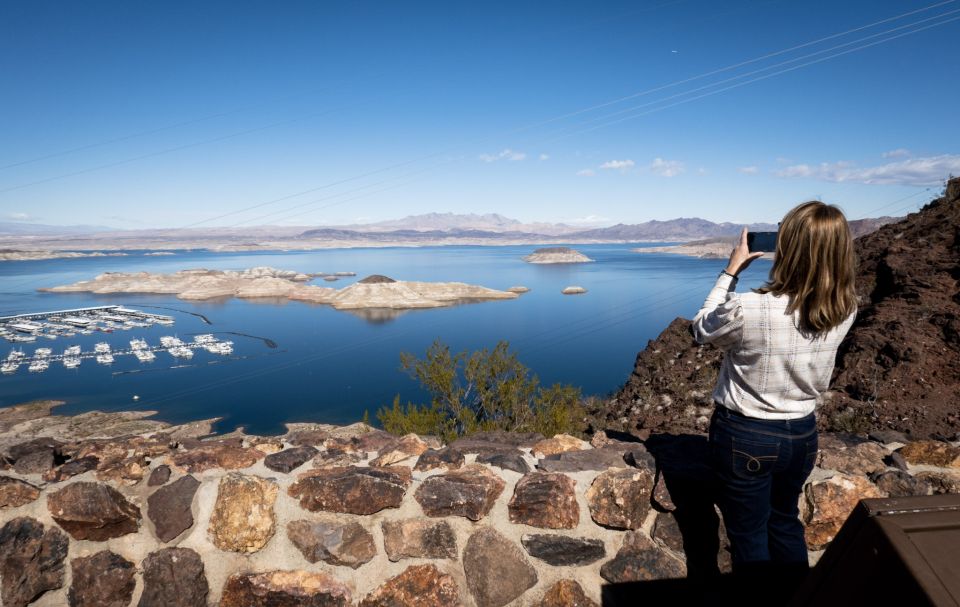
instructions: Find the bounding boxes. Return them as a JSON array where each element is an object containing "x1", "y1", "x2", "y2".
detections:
[{"x1": 691, "y1": 273, "x2": 856, "y2": 420}]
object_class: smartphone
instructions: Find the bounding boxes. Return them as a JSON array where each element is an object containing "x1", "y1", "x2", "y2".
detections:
[{"x1": 747, "y1": 231, "x2": 777, "y2": 253}]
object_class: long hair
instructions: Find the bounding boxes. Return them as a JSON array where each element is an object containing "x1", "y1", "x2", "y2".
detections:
[{"x1": 756, "y1": 201, "x2": 857, "y2": 334}]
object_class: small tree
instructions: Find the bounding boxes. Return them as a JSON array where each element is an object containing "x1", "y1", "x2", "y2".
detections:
[{"x1": 377, "y1": 339, "x2": 585, "y2": 442}]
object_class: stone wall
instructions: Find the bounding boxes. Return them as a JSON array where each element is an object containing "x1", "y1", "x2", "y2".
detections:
[{"x1": 1, "y1": 402, "x2": 959, "y2": 606}]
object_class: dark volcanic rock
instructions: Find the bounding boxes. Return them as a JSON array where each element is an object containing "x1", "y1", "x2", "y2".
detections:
[
  {"x1": 0, "y1": 517, "x2": 68, "y2": 607},
  {"x1": 47, "y1": 481, "x2": 141, "y2": 540},
  {"x1": 533, "y1": 580, "x2": 598, "y2": 607},
  {"x1": 651, "y1": 512, "x2": 684, "y2": 552},
  {"x1": 359, "y1": 564, "x2": 461, "y2": 607},
  {"x1": 600, "y1": 531, "x2": 686, "y2": 583},
  {"x1": 287, "y1": 519, "x2": 377, "y2": 568},
  {"x1": 265, "y1": 446, "x2": 319, "y2": 473},
  {"x1": 139, "y1": 547, "x2": 209, "y2": 607},
  {"x1": 44, "y1": 456, "x2": 99, "y2": 482},
  {"x1": 0, "y1": 475, "x2": 40, "y2": 508},
  {"x1": 871, "y1": 470, "x2": 932, "y2": 497},
  {"x1": 382, "y1": 519, "x2": 457, "y2": 561},
  {"x1": 148, "y1": 474, "x2": 200, "y2": 542},
  {"x1": 537, "y1": 448, "x2": 628, "y2": 472},
  {"x1": 68, "y1": 550, "x2": 135, "y2": 607},
  {"x1": 586, "y1": 468, "x2": 654, "y2": 530},
  {"x1": 449, "y1": 431, "x2": 543, "y2": 456},
  {"x1": 521, "y1": 534, "x2": 606, "y2": 566},
  {"x1": 508, "y1": 472, "x2": 579, "y2": 529},
  {"x1": 288, "y1": 466, "x2": 411, "y2": 514},
  {"x1": 463, "y1": 527, "x2": 537, "y2": 607},
  {"x1": 147, "y1": 464, "x2": 172, "y2": 486},
  {"x1": 9, "y1": 438, "x2": 63, "y2": 475},
  {"x1": 171, "y1": 443, "x2": 264, "y2": 472},
  {"x1": 359, "y1": 274, "x2": 396, "y2": 283},
  {"x1": 414, "y1": 464, "x2": 505, "y2": 521},
  {"x1": 476, "y1": 451, "x2": 530, "y2": 473},
  {"x1": 914, "y1": 471, "x2": 960, "y2": 494},
  {"x1": 220, "y1": 570, "x2": 352, "y2": 607},
  {"x1": 414, "y1": 447, "x2": 465, "y2": 471}
]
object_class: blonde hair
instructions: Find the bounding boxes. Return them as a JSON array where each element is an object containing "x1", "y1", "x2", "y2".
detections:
[{"x1": 756, "y1": 201, "x2": 857, "y2": 334}]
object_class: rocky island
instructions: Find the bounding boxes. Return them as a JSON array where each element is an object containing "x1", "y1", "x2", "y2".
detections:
[
  {"x1": 633, "y1": 238, "x2": 773, "y2": 260},
  {"x1": 523, "y1": 247, "x2": 594, "y2": 264},
  {"x1": 41, "y1": 267, "x2": 517, "y2": 311}
]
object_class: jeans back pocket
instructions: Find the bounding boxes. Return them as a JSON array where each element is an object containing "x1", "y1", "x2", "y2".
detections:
[{"x1": 731, "y1": 436, "x2": 780, "y2": 478}]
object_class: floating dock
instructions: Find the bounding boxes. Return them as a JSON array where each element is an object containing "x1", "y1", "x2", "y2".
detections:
[{"x1": 0, "y1": 306, "x2": 174, "y2": 343}]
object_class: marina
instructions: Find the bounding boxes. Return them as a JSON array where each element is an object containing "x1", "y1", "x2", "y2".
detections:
[
  {"x1": 0, "y1": 305, "x2": 174, "y2": 343},
  {"x1": 2, "y1": 334, "x2": 234, "y2": 375}
]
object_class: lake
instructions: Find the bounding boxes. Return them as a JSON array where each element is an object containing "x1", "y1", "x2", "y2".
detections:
[{"x1": 0, "y1": 245, "x2": 771, "y2": 435}]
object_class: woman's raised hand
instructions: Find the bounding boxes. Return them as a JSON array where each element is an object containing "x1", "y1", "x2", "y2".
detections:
[{"x1": 725, "y1": 227, "x2": 765, "y2": 277}]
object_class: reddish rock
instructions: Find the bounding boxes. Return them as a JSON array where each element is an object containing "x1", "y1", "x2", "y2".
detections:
[
  {"x1": 651, "y1": 512, "x2": 684, "y2": 552},
  {"x1": 449, "y1": 432, "x2": 543, "y2": 456},
  {"x1": 872, "y1": 470, "x2": 932, "y2": 497},
  {"x1": 600, "y1": 531, "x2": 686, "y2": 583},
  {"x1": 898, "y1": 440, "x2": 960, "y2": 468},
  {"x1": 96, "y1": 454, "x2": 148, "y2": 485},
  {"x1": 220, "y1": 570, "x2": 352, "y2": 607},
  {"x1": 371, "y1": 433, "x2": 429, "y2": 467},
  {"x1": 9, "y1": 438, "x2": 62, "y2": 475},
  {"x1": 651, "y1": 471, "x2": 676, "y2": 512},
  {"x1": 0, "y1": 475, "x2": 40, "y2": 508},
  {"x1": 313, "y1": 448, "x2": 363, "y2": 467},
  {"x1": 171, "y1": 443, "x2": 264, "y2": 473},
  {"x1": 139, "y1": 547, "x2": 209, "y2": 607},
  {"x1": 147, "y1": 464, "x2": 171, "y2": 486},
  {"x1": 520, "y1": 534, "x2": 606, "y2": 566},
  {"x1": 0, "y1": 517, "x2": 68, "y2": 607},
  {"x1": 43, "y1": 456, "x2": 99, "y2": 482},
  {"x1": 414, "y1": 464, "x2": 505, "y2": 521},
  {"x1": 359, "y1": 564, "x2": 461, "y2": 607},
  {"x1": 531, "y1": 434, "x2": 589, "y2": 458},
  {"x1": 802, "y1": 473, "x2": 885, "y2": 550},
  {"x1": 148, "y1": 474, "x2": 200, "y2": 542},
  {"x1": 264, "y1": 446, "x2": 318, "y2": 473},
  {"x1": 47, "y1": 481, "x2": 141, "y2": 540},
  {"x1": 286, "y1": 428, "x2": 331, "y2": 447},
  {"x1": 537, "y1": 448, "x2": 628, "y2": 472},
  {"x1": 287, "y1": 519, "x2": 376, "y2": 568},
  {"x1": 414, "y1": 447, "x2": 465, "y2": 472},
  {"x1": 508, "y1": 472, "x2": 579, "y2": 529},
  {"x1": 68, "y1": 550, "x2": 135, "y2": 607},
  {"x1": 476, "y1": 451, "x2": 530, "y2": 473},
  {"x1": 817, "y1": 435, "x2": 887, "y2": 476},
  {"x1": 382, "y1": 519, "x2": 457, "y2": 561},
  {"x1": 289, "y1": 466, "x2": 411, "y2": 515},
  {"x1": 533, "y1": 580, "x2": 599, "y2": 607},
  {"x1": 209, "y1": 473, "x2": 277, "y2": 553},
  {"x1": 586, "y1": 468, "x2": 655, "y2": 530},
  {"x1": 463, "y1": 527, "x2": 537, "y2": 607}
]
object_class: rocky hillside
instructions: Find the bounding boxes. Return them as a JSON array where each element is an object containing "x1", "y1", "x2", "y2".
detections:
[
  {"x1": 597, "y1": 178, "x2": 960, "y2": 440},
  {"x1": 1, "y1": 401, "x2": 958, "y2": 606}
]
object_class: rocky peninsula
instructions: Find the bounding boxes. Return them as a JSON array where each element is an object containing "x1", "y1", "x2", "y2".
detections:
[
  {"x1": 523, "y1": 247, "x2": 594, "y2": 264},
  {"x1": 41, "y1": 268, "x2": 518, "y2": 311},
  {"x1": 0, "y1": 249, "x2": 130, "y2": 262}
]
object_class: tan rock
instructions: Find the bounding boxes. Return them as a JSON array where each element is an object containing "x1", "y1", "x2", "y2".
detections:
[
  {"x1": 209, "y1": 473, "x2": 278, "y2": 553},
  {"x1": 914, "y1": 470, "x2": 960, "y2": 494},
  {"x1": 220, "y1": 570, "x2": 351, "y2": 607},
  {"x1": 531, "y1": 434, "x2": 589, "y2": 458},
  {"x1": 382, "y1": 519, "x2": 458, "y2": 561},
  {"x1": 586, "y1": 468, "x2": 654, "y2": 530},
  {"x1": 802, "y1": 473, "x2": 885, "y2": 550},
  {"x1": 898, "y1": 440, "x2": 960, "y2": 468},
  {"x1": 359, "y1": 564, "x2": 461, "y2": 607},
  {"x1": 371, "y1": 433, "x2": 429, "y2": 467},
  {"x1": 508, "y1": 472, "x2": 579, "y2": 529},
  {"x1": 533, "y1": 580, "x2": 599, "y2": 607}
]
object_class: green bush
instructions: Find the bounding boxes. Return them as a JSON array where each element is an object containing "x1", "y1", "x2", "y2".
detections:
[{"x1": 377, "y1": 339, "x2": 586, "y2": 442}]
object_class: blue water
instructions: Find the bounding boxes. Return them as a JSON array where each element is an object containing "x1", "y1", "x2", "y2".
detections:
[{"x1": 0, "y1": 245, "x2": 771, "y2": 434}]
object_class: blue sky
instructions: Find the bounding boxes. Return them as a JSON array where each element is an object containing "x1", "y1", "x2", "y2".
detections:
[{"x1": 1, "y1": 0, "x2": 958, "y2": 229}]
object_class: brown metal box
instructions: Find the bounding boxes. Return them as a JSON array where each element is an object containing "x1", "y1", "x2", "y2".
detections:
[{"x1": 789, "y1": 493, "x2": 960, "y2": 606}]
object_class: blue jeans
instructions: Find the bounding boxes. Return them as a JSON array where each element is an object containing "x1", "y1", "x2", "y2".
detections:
[{"x1": 708, "y1": 404, "x2": 817, "y2": 569}]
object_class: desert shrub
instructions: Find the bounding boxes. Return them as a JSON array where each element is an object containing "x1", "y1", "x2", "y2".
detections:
[
  {"x1": 377, "y1": 339, "x2": 586, "y2": 442},
  {"x1": 823, "y1": 405, "x2": 873, "y2": 435}
]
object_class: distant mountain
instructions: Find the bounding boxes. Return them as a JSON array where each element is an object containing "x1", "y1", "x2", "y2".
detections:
[
  {"x1": 0, "y1": 221, "x2": 116, "y2": 236},
  {"x1": 335, "y1": 212, "x2": 579, "y2": 236},
  {"x1": 297, "y1": 227, "x2": 551, "y2": 241},
  {"x1": 565, "y1": 218, "x2": 779, "y2": 241}
]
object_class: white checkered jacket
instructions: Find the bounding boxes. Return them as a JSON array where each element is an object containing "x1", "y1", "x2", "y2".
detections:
[{"x1": 691, "y1": 273, "x2": 856, "y2": 420}]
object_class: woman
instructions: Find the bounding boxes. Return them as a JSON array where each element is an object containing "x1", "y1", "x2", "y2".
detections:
[{"x1": 691, "y1": 202, "x2": 857, "y2": 598}]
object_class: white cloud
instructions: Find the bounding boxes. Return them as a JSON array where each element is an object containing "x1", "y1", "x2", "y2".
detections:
[
  {"x1": 738, "y1": 166, "x2": 760, "y2": 175},
  {"x1": 774, "y1": 154, "x2": 960, "y2": 186},
  {"x1": 7, "y1": 212, "x2": 32, "y2": 221},
  {"x1": 776, "y1": 157, "x2": 792, "y2": 165},
  {"x1": 479, "y1": 149, "x2": 526, "y2": 162},
  {"x1": 576, "y1": 169, "x2": 596, "y2": 177},
  {"x1": 697, "y1": 167, "x2": 707, "y2": 175},
  {"x1": 649, "y1": 158, "x2": 685, "y2": 177},
  {"x1": 599, "y1": 159, "x2": 635, "y2": 170},
  {"x1": 539, "y1": 153, "x2": 549, "y2": 161},
  {"x1": 882, "y1": 148, "x2": 911, "y2": 159}
]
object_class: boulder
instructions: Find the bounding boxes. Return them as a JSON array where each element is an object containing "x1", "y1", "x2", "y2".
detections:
[
  {"x1": 914, "y1": 470, "x2": 960, "y2": 494},
  {"x1": 68, "y1": 550, "x2": 135, "y2": 607},
  {"x1": 0, "y1": 475, "x2": 40, "y2": 508},
  {"x1": 898, "y1": 440, "x2": 960, "y2": 468},
  {"x1": 44, "y1": 456, "x2": 99, "y2": 483},
  {"x1": 264, "y1": 446, "x2": 319, "y2": 473},
  {"x1": 586, "y1": 468, "x2": 655, "y2": 530},
  {"x1": 531, "y1": 434, "x2": 589, "y2": 458},
  {"x1": 139, "y1": 547, "x2": 209, "y2": 607},
  {"x1": 561, "y1": 286, "x2": 587, "y2": 295},
  {"x1": 289, "y1": 466, "x2": 411, "y2": 514},
  {"x1": 414, "y1": 447, "x2": 465, "y2": 472},
  {"x1": 533, "y1": 580, "x2": 599, "y2": 607},
  {"x1": 147, "y1": 474, "x2": 200, "y2": 542},
  {"x1": 0, "y1": 517, "x2": 68, "y2": 607},
  {"x1": 359, "y1": 564, "x2": 461, "y2": 607},
  {"x1": 9, "y1": 438, "x2": 61, "y2": 475},
  {"x1": 537, "y1": 448, "x2": 628, "y2": 472},
  {"x1": 871, "y1": 470, "x2": 932, "y2": 497},
  {"x1": 817, "y1": 436, "x2": 887, "y2": 476},
  {"x1": 220, "y1": 571, "x2": 352, "y2": 607},
  {"x1": 208, "y1": 473, "x2": 277, "y2": 553},
  {"x1": 287, "y1": 519, "x2": 376, "y2": 568},
  {"x1": 475, "y1": 451, "x2": 530, "y2": 473},
  {"x1": 449, "y1": 432, "x2": 543, "y2": 456},
  {"x1": 802, "y1": 473, "x2": 885, "y2": 550},
  {"x1": 371, "y1": 433, "x2": 429, "y2": 467},
  {"x1": 651, "y1": 512, "x2": 684, "y2": 552},
  {"x1": 313, "y1": 448, "x2": 363, "y2": 467},
  {"x1": 47, "y1": 481, "x2": 141, "y2": 540},
  {"x1": 600, "y1": 531, "x2": 687, "y2": 583},
  {"x1": 508, "y1": 472, "x2": 579, "y2": 529},
  {"x1": 382, "y1": 519, "x2": 457, "y2": 561},
  {"x1": 463, "y1": 527, "x2": 537, "y2": 607},
  {"x1": 171, "y1": 443, "x2": 264, "y2": 473},
  {"x1": 520, "y1": 534, "x2": 606, "y2": 566},
  {"x1": 414, "y1": 464, "x2": 505, "y2": 521},
  {"x1": 147, "y1": 464, "x2": 171, "y2": 486}
]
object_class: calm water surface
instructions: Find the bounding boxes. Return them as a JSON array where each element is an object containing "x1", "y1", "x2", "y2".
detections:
[{"x1": 0, "y1": 245, "x2": 770, "y2": 434}]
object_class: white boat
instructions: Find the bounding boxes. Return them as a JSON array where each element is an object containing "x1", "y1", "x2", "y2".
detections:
[
  {"x1": 96, "y1": 353, "x2": 114, "y2": 365},
  {"x1": 94, "y1": 342, "x2": 111, "y2": 354},
  {"x1": 28, "y1": 359, "x2": 49, "y2": 372},
  {"x1": 63, "y1": 357, "x2": 81, "y2": 369},
  {"x1": 160, "y1": 336, "x2": 183, "y2": 348},
  {"x1": 205, "y1": 341, "x2": 234, "y2": 355},
  {"x1": 134, "y1": 349, "x2": 156, "y2": 362},
  {"x1": 6, "y1": 349, "x2": 24, "y2": 361},
  {"x1": 193, "y1": 334, "x2": 216, "y2": 344},
  {"x1": 1, "y1": 361, "x2": 18, "y2": 374},
  {"x1": 35, "y1": 348, "x2": 52, "y2": 357},
  {"x1": 168, "y1": 345, "x2": 193, "y2": 359},
  {"x1": 130, "y1": 338, "x2": 148, "y2": 350},
  {"x1": 78, "y1": 329, "x2": 93, "y2": 335},
  {"x1": 64, "y1": 345, "x2": 81, "y2": 356}
]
